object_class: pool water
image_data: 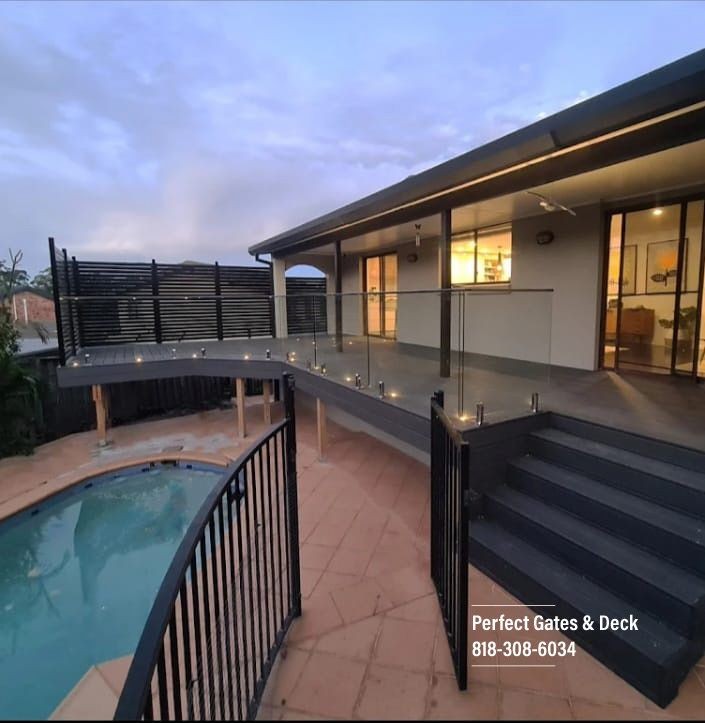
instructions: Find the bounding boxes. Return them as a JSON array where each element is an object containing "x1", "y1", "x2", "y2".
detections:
[{"x1": 0, "y1": 463, "x2": 222, "y2": 720}]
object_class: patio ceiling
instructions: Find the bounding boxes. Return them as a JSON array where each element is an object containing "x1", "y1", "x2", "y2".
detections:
[{"x1": 303, "y1": 136, "x2": 705, "y2": 257}]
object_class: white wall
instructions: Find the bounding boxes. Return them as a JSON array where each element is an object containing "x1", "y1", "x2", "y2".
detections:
[
  {"x1": 511, "y1": 204, "x2": 603, "y2": 369},
  {"x1": 396, "y1": 240, "x2": 440, "y2": 348}
]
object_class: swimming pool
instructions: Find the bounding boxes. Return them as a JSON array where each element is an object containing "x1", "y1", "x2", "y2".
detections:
[{"x1": 0, "y1": 461, "x2": 223, "y2": 720}]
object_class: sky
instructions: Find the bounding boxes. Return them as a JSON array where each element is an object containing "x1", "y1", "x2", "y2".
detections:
[{"x1": 1, "y1": 1, "x2": 705, "y2": 275}]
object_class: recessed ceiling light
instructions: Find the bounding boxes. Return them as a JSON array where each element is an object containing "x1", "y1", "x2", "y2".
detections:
[{"x1": 652, "y1": 208, "x2": 663, "y2": 216}]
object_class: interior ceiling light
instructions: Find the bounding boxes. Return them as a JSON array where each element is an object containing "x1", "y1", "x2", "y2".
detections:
[
  {"x1": 652, "y1": 207, "x2": 664, "y2": 216},
  {"x1": 415, "y1": 223, "x2": 422, "y2": 247},
  {"x1": 527, "y1": 191, "x2": 576, "y2": 217}
]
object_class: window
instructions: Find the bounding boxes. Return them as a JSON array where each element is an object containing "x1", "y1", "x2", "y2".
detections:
[{"x1": 451, "y1": 224, "x2": 512, "y2": 285}]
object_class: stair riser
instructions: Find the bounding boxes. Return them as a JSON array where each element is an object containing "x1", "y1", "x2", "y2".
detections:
[
  {"x1": 529, "y1": 437, "x2": 705, "y2": 517},
  {"x1": 508, "y1": 466, "x2": 705, "y2": 577},
  {"x1": 469, "y1": 539, "x2": 689, "y2": 708},
  {"x1": 485, "y1": 496, "x2": 702, "y2": 639}
]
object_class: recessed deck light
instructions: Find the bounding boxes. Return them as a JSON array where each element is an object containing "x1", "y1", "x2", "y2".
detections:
[{"x1": 136, "y1": 356, "x2": 143, "y2": 363}]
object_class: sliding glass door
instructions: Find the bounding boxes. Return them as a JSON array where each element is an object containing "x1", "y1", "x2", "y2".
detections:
[
  {"x1": 602, "y1": 198, "x2": 705, "y2": 378},
  {"x1": 364, "y1": 253, "x2": 397, "y2": 339}
]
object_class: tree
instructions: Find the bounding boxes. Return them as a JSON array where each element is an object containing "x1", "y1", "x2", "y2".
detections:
[
  {"x1": 0, "y1": 249, "x2": 39, "y2": 457},
  {"x1": 31, "y1": 267, "x2": 54, "y2": 296}
]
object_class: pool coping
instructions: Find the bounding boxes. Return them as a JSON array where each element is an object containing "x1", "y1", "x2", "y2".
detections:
[{"x1": 0, "y1": 451, "x2": 230, "y2": 525}]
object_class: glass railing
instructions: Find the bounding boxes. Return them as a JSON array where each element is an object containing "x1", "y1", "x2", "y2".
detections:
[{"x1": 63, "y1": 287, "x2": 552, "y2": 424}]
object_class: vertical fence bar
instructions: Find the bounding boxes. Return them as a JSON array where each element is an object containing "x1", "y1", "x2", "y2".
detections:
[
  {"x1": 70, "y1": 256, "x2": 85, "y2": 350},
  {"x1": 152, "y1": 259, "x2": 162, "y2": 344},
  {"x1": 48, "y1": 238, "x2": 67, "y2": 366},
  {"x1": 282, "y1": 372, "x2": 302, "y2": 616},
  {"x1": 214, "y1": 262, "x2": 224, "y2": 341},
  {"x1": 61, "y1": 249, "x2": 77, "y2": 356}
]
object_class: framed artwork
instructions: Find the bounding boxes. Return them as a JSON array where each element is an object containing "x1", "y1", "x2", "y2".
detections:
[
  {"x1": 646, "y1": 239, "x2": 686, "y2": 294},
  {"x1": 607, "y1": 244, "x2": 637, "y2": 296}
]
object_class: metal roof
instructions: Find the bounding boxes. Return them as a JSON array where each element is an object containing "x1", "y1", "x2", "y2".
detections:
[{"x1": 248, "y1": 48, "x2": 705, "y2": 257}]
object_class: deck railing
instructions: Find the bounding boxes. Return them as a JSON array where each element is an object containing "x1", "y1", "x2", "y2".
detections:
[
  {"x1": 430, "y1": 389, "x2": 470, "y2": 690},
  {"x1": 114, "y1": 373, "x2": 301, "y2": 721}
]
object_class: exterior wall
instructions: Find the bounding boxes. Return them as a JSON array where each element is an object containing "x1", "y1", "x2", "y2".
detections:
[
  {"x1": 11, "y1": 292, "x2": 55, "y2": 325},
  {"x1": 332, "y1": 205, "x2": 603, "y2": 371}
]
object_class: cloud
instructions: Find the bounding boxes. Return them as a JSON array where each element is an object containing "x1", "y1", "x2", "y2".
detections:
[{"x1": 1, "y1": 1, "x2": 704, "y2": 273}]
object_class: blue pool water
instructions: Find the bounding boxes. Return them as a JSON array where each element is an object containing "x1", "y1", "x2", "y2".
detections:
[{"x1": 0, "y1": 462, "x2": 223, "y2": 720}]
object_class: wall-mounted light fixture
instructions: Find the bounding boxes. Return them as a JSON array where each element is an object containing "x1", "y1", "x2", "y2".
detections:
[
  {"x1": 415, "y1": 223, "x2": 422, "y2": 248},
  {"x1": 407, "y1": 253, "x2": 418, "y2": 263},
  {"x1": 536, "y1": 230, "x2": 554, "y2": 245}
]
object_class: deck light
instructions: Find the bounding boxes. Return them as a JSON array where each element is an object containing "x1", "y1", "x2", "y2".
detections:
[
  {"x1": 475, "y1": 402, "x2": 485, "y2": 426},
  {"x1": 200, "y1": 347, "x2": 206, "y2": 358},
  {"x1": 71, "y1": 360, "x2": 79, "y2": 367},
  {"x1": 192, "y1": 353, "x2": 198, "y2": 359},
  {"x1": 345, "y1": 375, "x2": 352, "y2": 382},
  {"x1": 136, "y1": 356, "x2": 143, "y2": 363},
  {"x1": 389, "y1": 391, "x2": 399, "y2": 398},
  {"x1": 265, "y1": 349, "x2": 271, "y2": 360},
  {"x1": 459, "y1": 414, "x2": 469, "y2": 422},
  {"x1": 378, "y1": 381, "x2": 385, "y2": 399},
  {"x1": 244, "y1": 354, "x2": 250, "y2": 360}
]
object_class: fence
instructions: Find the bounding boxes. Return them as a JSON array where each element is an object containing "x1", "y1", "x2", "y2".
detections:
[
  {"x1": 430, "y1": 389, "x2": 470, "y2": 690},
  {"x1": 285, "y1": 277, "x2": 327, "y2": 335},
  {"x1": 114, "y1": 373, "x2": 301, "y2": 720},
  {"x1": 49, "y1": 240, "x2": 276, "y2": 362}
]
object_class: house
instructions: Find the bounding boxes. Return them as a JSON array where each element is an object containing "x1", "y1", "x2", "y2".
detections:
[
  {"x1": 249, "y1": 48, "x2": 705, "y2": 382},
  {"x1": 7, "y1": 286, "x2": 55, "y2": 326}
]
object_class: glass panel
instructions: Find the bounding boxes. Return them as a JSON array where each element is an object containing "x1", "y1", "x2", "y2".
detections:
[
  {"x1": 476, "y1": 225, "x2": 512, "y2": 283},
  {"x1": 602, "y1": 213, "x2": 623, "y2": 369},
  {"x1": 365, "y1": 256, "x2": 381, "y2": 336},
  {"x1": 618, "y1": 203, "x2": 680, "y2": 373},
  {"x1": 676, "y1": 200, "x2": 704, "y2": 374}
]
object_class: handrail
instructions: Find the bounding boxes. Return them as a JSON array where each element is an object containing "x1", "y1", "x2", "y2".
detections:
[
  {"x1": 114, "y1": 373, "x2": 301, "y2": 720},
  {"x1": 59, "y1": 287, "x2": 554, "y2": 302}
]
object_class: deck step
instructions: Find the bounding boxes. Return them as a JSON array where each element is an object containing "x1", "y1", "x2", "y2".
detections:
[
  {"x1": 469, "y1": 519, "x2": 698, "y2": 708},
  {"x1": 485, "y1": 485, "x2": 705, "y2": 638},
  {"x1": 507, "y1": 455, "x2": 705, "y2": 576},
  {"x1": 529, "y1": 428, "x2": 705, "y2": 517}
]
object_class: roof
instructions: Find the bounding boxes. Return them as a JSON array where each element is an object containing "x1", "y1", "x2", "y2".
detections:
[
  {"x1": 249, "y1": 48, "x2": 705, "y2": 258},
  {"x1": 8, "y1": 285, "x2": 53, "y2": 300}
]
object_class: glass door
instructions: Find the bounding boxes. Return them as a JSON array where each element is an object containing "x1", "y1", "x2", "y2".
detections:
[
  {"x1": 364, "y1": 253, "x2": 397, "y2": 339},
  {"x1": 602, "y1": 198, "x2": 705, "y2": 377}
]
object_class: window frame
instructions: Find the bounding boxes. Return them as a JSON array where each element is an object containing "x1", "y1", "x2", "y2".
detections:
[{"x1": 450, "y1": 223, "x2": 512, "y2": 287}]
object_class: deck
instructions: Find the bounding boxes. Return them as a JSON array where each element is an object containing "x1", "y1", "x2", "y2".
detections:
[{"x1": 57, "y1": 333, "x2": 705, "y2": 453}]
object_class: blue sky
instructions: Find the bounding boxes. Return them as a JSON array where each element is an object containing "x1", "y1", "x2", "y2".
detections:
[{"x1": 2, "y1": 1, "x2": 705, "y2": 274}]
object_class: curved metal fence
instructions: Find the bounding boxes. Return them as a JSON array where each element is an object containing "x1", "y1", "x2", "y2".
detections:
[{"x1": 114, "y1": 373, "x2": 301, "y2": 720}]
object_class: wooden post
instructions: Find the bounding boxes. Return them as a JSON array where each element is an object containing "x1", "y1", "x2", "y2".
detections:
[
  {"x1": 91, "y1": 384, "x2": 110, "y2": 446},
  {"x1": 316, "y1": 397, "x2": 327, "y2": 460},
  {"x1": 234, "y1": 378, "x2": 247, "y2": 438},
  {"x1": 262, "y1": 380, "x2": 272, "y2": 425}
]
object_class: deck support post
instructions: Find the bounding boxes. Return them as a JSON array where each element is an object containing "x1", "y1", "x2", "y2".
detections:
[
  {"x1": 234, "y1": 378, "x2": 247, "y2": 438},
  {"x1": 263, "y1": 380, "x2": 272, "y2": 425},
  {"x1": 439, "y1": 208, "x2": 452, "y2": 378},
  {"x1": 334, "y1": 240, "x2": 343, "y2": 352},
  {"x1": 91, "y1": 384, "x2": 111, "y2": 446},
  {"x1": 316, "y1": 397, "x2": 327, "y2": 459}
]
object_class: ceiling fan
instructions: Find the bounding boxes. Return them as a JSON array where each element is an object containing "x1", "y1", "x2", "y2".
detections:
[{"x1": 527, "y1": 191, "x2": 576, "y2": 217}]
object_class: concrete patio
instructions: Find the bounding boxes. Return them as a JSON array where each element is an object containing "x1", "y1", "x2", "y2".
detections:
[{"x1": 2, "y1": 395, "x2": 705, "y2": 720}]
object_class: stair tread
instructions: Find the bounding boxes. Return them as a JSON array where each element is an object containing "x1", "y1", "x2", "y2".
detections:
[
  {"x1": 488, "y1": 484, "x2": 705, "y2": 606},
  {"x1": 470, "y1": 519, "x2": 690, "y2": 665},
  {"x1": 512, "y1": 455, "x2": 705, "y2": 546},
  {"x1": 531, "y1": 428, "x2": 705, "y2": 493}
]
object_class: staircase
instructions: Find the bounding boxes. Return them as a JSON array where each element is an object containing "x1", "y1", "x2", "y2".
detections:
[{"x1": 468, "y1": 415, "x2": 705, "y2": 708}]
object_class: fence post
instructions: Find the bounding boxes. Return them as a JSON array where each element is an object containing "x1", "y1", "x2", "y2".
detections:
[
  {"x1": 48, "y1": 238, "x2": 66, "y2": 366},
  {"x1": 430, "y1": 390, "x2": 444, "y2": 590},
  {"x1": 457, "y1": 440, "x2": 470, "y2": 691},
  {"x1": 151, "y1": 259, "x2": 162, "y2": 344},
  {"x1": 215, "y1": 262, "x2": 224, "y2": 341},
  {"x1": 61, "y1": 249, "x2": 77, "y2": 357},
  {"x1": 282, "y1": 372, "x2": 301, "y2": 617}
]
